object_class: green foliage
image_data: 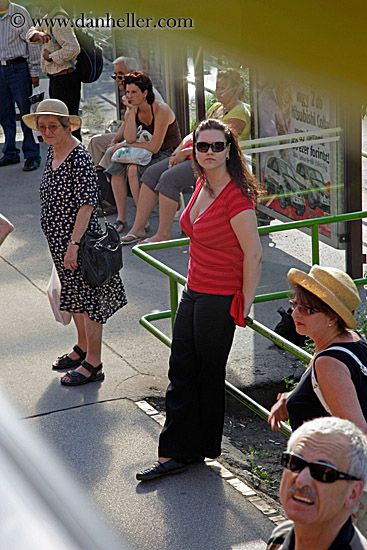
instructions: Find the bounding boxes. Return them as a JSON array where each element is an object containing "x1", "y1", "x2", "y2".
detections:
[
  {"x1": 282, "y1": 377, "x2": 297, "y2": 392},
  {"x1": 248, "y1": 461, "x2": 277, "y2": 484},
  {"x1": 189, "y1": 91, "x2": 217, "y2": 132},
  {"x1": 249, "y1": 445, "x2": 272, "y2": 458}
]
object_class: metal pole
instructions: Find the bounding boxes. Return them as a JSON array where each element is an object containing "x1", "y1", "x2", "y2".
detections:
[
  {"x1": 194, "y1": 46, "x2": 205, "y2": 123},
  {"x1": 344, "y1": 101, "x2": 365, "y2": 277}
]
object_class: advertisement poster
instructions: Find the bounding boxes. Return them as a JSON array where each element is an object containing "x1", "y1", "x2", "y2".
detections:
[{"x1": 255, "y1": 74, "x2": 342, "y2": 239}]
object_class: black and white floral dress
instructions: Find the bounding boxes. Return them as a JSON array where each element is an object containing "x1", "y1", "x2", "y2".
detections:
[{"x1": 40, "y1": 144, "x2": 127, "y2": 324}]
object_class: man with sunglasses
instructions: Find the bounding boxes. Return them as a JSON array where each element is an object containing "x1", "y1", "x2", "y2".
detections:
[{"x1": 267, "y1": 416, "x2": 367, "y2": 549}]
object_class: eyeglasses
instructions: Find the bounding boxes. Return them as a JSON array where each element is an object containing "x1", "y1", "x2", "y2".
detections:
[
  {"x1": 38, "y1": 124, "x2": 62, "y2": 133},
  {"x1": 111, "y1": 74, "x2": 124, "y2": 81},
  {"x1": 289, "y1": 299, "x2": 322, "y2": 316},
  {"x1": 196, "y1": 141, "x2": 228, "y2": 153},
  {"x1": 281, "y1": 452, "x2": 360, "y2": 483}
]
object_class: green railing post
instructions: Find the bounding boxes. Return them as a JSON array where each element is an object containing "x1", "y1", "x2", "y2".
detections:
[
  {"x1": 311, "y1": 224, "x2": 320, "y2": 265},
  {"x1": 132, "y1": 210, "x2": 367, "y2": 434},
  {"x1": 169, "y1": 278, "x2": 179, "y2": 332}
]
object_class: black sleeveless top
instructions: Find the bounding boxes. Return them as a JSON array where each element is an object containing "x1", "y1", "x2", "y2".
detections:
[
  {"x1": 286, "y1": 337, "x2": 367, "y2": 430},
  {"x1": 136, "y1": 104, "x2": 181, "y2": 151}
]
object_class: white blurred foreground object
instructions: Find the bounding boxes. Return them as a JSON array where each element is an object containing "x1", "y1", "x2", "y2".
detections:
[{"x1": 0, "y1": 387, "x2": 127, "y2": 550}]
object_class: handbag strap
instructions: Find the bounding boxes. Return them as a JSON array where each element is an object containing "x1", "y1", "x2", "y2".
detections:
[{"x1": 311, "y1": 345, "x2": 367, "y2": 414}]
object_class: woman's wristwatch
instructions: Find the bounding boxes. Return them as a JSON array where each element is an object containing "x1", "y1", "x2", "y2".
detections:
[{"x1": 70, "y1": 239, "x2": 81, "y2": 246}]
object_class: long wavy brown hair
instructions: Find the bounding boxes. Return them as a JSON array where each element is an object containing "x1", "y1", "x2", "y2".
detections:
[{"x1": 192, "y1": 118, "x2": 262, "y2": 203}]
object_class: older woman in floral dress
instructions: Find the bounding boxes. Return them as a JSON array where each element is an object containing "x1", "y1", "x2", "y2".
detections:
[{"x1": 23, "y1": 99, "x2": 127, "y2": 386}]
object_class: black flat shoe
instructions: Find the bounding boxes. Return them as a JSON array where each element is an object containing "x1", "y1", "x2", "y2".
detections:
[
  {"x1": 23, "y1": 158, "x2": 40, "y2": 171},
  {"x1": 136, "y1": 459, "x2": 186, "y2": 481},
  {"x1": 0, "y1": 156, "x2": 20, "y2": 167},
  {"x1": 52, "y1": 344, "x2": 86, "y2": 370}
]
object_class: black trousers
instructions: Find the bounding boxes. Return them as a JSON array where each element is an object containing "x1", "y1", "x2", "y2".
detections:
[
  {"x1": 159, "y1": 286, "x2": 236, "y2": 459},
  {"x1": 49, "y1": 69, "x2": 81, "y2": 141}
]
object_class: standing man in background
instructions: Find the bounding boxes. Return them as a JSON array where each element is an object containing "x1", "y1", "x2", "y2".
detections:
[
  {"x1": 0, "y1": 0, "x2": 41, "y2": 171},
  {"x1": 27, "y1": 2, "x2": 81, "y2": 140}
]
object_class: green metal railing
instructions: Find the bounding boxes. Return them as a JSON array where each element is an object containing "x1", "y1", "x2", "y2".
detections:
[{"x1": 133, "y1": 210, "x2": 367, "y2": 437}]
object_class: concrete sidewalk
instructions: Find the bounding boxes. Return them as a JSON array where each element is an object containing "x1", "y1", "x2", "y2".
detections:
[
  {"x1": 1, "y1": 60, "x2": 366, "y2": 548},
  {"x1": 0, "y1": 238, "x2": 277, "y2": 549}
]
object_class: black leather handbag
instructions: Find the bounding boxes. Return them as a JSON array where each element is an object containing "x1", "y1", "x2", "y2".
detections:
[{"x1": 80, "y1": 222, "x2": 123, "y2": 287}]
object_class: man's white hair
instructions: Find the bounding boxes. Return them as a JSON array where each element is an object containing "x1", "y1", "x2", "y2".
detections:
[
  {"x1": 113, "y1": 57, "x2": 141, "y2": 73},
  {"x1": 288, "y1": 416, "x2": 367, "y2": 485}
]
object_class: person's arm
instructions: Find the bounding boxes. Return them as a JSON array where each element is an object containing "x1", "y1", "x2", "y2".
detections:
[
  {"x1": 26, "y1": 22, "x2": 46, "y2": 44},
  {"x1": 268, "y1": 392, "x2": 291, "y2": 431},
  {"x1": 0, "y1": 214, "x2": 14, "y2": 246},
  {"x1": 225, "y1": 103, "x2": 251, "y2": 140},
  {"x1": 230, "y1": 209, "x2": 262, "y2": 318},
  {"x1": 168, "y1": 133, "x2": 193, "y2": 167},
  {"x1": 315, "y1": 356, "x2": 367, "y2": 433},
  {"x1": 44, "y1": 23, "x2": 80, "y2": 65},
  {"x1": 63, "y1": 205, "x2": 94, "y2": 271},
  {"x1": 226, "y1": 118, "x2": 246, "y2": 139},
  {"x1": 21, "y1": 8, "x2": 41, "y2": 81},
  {"x1": 110, "y1": 123, "x2": 125, "y2": 146}
]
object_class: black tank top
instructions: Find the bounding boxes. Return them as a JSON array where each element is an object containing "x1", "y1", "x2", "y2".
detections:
[
  {"x1": 286, "y1": 337, "x2": 367, "y2": 430},
  {"x1": 136, "y1": 104, "x2": 181, "y2": 151}
]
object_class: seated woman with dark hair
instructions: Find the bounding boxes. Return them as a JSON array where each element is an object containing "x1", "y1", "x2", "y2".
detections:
[
  {"x1": 120, "y1": 68, "x2": 251, "y2": 245},
  {"x1": 105, "y1": 71, "x2": 181, "y2": 235}
]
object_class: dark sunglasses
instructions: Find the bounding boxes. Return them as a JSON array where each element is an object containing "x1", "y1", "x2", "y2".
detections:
[
  {"x1": 289, "y1": 299, "x2": 322, "y2": 316},
  {"x1": 111, "y1": 74, "x2": 124, "y2": 81},
  {"x1": 196, "y1": 141, "x2": 228, "y2": 153},
  {"x1": 281, "y1": 451, "x2": 360, "y2": 483}
]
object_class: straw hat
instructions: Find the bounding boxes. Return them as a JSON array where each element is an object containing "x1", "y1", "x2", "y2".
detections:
[
  {"x1": 22, "y1": 99, "x2": 81, "y2": 131},
  {"x1": 287, "y1": 265, "x2": 360, "y2": 329}
]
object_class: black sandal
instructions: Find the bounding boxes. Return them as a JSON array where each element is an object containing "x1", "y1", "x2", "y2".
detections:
[
  {"x1": 60, "y1": 360, "x2": 105, "y2": 386},
  {"x1": 113, "y1": 220, "x2": 127, "y2": 233},
  {"x1": 52, "y1": 345, "x2": 86, "y2": 370}
]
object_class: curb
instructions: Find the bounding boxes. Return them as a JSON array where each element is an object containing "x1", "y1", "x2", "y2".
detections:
[{"x1": 135, "y1": 399, "x2": 286, "y2": 526}]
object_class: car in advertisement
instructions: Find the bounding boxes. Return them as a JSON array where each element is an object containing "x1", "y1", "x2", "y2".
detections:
[
  {"x1": 264, "y1": 155, "x2": 306, "y2": 216},
  {"x1": 295, "y1": 162, "x2": 330, "y2": 212}
]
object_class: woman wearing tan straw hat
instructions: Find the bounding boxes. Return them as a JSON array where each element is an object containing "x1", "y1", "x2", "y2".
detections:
[
  {"x1": 268, "y1": 265, "x2": 367, "y2": 434},
  {"x1": 23, "y1": 99, "x2": 127, "y2": 386}
]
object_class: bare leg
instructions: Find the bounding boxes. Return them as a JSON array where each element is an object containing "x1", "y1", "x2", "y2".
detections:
[
  {"x1": 61, "y1": 314, "x2": 102, "y2": 382},
  {"x1": 121, "y1": 183, "x2": 158, "y2": 243},
  {"x1": 0, "y1": 214, "x2": 14, "y2": 245},
  {"x1": 146, "y1": 193, "x2": 179, "y2": 243},
  {"x1": 127, "y1": 164, "x2": 141, "y2": 206},
  {"x1": 53, "y1": 312, "x2": 86, "y2": 367},
  {"x1": 111, "y1": 174, "x2": 128, "y2": 224}
]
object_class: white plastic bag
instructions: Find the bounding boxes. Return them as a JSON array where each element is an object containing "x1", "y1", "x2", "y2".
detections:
[
  {"x1": 29, "y1": 79, "x2": 49, "y2": 143},
  {"x1": 46, "y1": 265, "x2": 72, "y2": 325},
  {"x1": 111, "y1": 126, "x2": 153, "y2": 166}
]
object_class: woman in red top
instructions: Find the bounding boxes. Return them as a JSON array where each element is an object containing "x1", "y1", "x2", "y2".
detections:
[{"x1": 136, "y1": 119, "x2": 262, "y2": 481}]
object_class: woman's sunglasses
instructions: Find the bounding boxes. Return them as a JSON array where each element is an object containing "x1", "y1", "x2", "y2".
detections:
[
  {"x1": 281, "y1": 451, "x2": 360, "y2": 483},
  {"x1": 289, "y1": 299, "x2": 322, "y2": 316},
  {"x1": 196, "y1": 141, "x2": 228, "y2": 153},
  {"x1": 111, "y1": 74, "x2": 124, "y2": 81}
]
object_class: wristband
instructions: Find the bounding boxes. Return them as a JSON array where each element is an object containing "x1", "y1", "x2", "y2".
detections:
[{"x1": 70, "y1": 239, "x2": 80, "y2": 246}]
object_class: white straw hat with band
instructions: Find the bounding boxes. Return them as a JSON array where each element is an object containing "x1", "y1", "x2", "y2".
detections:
[
  {"x1": 287, "y1": 265, "x2": 360, "y2": 329},
  {"x1": 22, "y1": 99, "x2": 82, "y2": 131}
]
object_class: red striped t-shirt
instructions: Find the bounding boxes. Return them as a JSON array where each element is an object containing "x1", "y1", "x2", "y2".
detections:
[{"x1": 180, "y1": 177, "x2": 255, "y2": 295}]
